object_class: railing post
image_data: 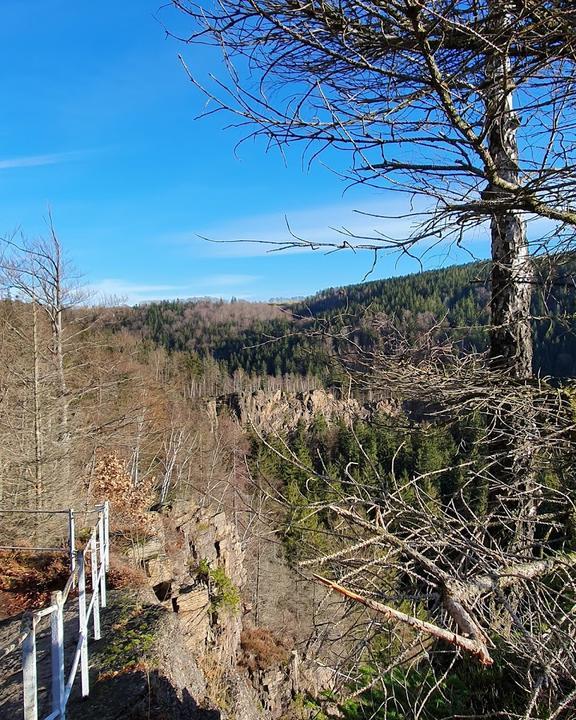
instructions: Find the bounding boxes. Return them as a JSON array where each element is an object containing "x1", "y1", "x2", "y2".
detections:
[
  {"x1": 77, "y1": 551, "x2": 89, "y2": 697},
  {"x1": 51, "y1": 591, "x2": 65, "y2": 719},
  {"x1": 103, "y1": 500, "x2": 110, "y2": 570},
  {"x1": 68, "y1": 509, "x2": 76, "y2": 586},
  {"x1": 90, "y1": 534, "x2": 101, "y2": 640},
  {"x1": 97, "y1": 508, "x2": 107, "y2": 608},
  {"x1": 22, "y1": 613, "x2": 37, "y2": 720}
]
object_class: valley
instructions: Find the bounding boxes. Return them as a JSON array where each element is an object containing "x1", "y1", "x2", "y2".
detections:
[{"x1": 1, "y1": 248, "x2": 575, "y2": 719}]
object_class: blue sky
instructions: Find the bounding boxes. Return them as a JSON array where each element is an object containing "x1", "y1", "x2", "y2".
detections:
[{"x1": 0, "y1": 0, "x2": 490, "y2": 304}]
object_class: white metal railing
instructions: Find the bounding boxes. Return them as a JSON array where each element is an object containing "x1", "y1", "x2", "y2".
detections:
[
  {"x1": 0, "y1": 506, "x2": 106, "y2": 581},
  {"x1": 0, "y1": 502, "x2": 110, "y2": 720}
]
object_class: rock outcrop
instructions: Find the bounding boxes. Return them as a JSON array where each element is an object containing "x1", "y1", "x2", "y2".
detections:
[
  {"x1": 126, "y1": 501, "x2": 245, "y2": 668},
  {"x1": 211, "y1": 388, "x2": 396, "y2": 432},
  {"x1": 124, "y1": 500, "x2": 313, "y2": 719},
  {"x1": 0, "y1": 500, "x2": 332, "y2": 720}
]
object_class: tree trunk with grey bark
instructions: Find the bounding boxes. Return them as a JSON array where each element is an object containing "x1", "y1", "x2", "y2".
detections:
[
  {"x1": 485, "y1": 10, "x2": 533, "y2": 380},
  {"x1": 484, "y1": 6, "x2": 537, "y2": 555},
  {"x1": 32, "y1": 300, "x2": 43, "y2": 509}
]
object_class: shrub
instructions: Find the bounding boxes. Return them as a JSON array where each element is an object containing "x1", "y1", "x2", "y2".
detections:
[
  {"x1": 240, "y1": 626, "x2": 291, "y2": 671},
  {"x1": 209, "y1": 565, "x2": 241, "y2": 613},
  {"x1": 91, "y1": 454, "x2": 155, "y2": 536},
  {"x1": 191, "y1": 559, "x2": 241, "y2": 614},
  {"x1": 107, "y1": 553, "x2": 149, "y2": 589}
]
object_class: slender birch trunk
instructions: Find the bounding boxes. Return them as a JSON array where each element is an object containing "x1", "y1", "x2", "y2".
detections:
[
  {"x1": 51, "y1": 239, "x2": 72, "y2": 501},
  {"x1": 32, "y1": 299, "x2": 44, "y2": 508},
  {"x1": 485, "y1": 4, "x2": 533, "y2": 379}
]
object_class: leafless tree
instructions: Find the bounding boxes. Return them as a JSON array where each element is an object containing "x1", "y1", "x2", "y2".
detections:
[
  {"x1": 0, "y1": 228, "x2": 142, "y2": 516},
  {"x1": 0, "y1": 227, "x2": 86, "y2": 508},
  {"x1": 166, "y1": 3, "x2": 576, "y2": 715},
  {"x1": 168, "y1": 0, "x2": 576, "y2": 512},
  {"x1": 169, "y1": 0, "x2": 576, "y2": 375}
]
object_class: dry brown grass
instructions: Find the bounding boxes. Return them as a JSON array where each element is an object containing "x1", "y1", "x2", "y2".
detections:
[
  {"x1": 106, "y1": 553, "x2": 149, "y2": 590},
  {"x1": 0, "y1": 551, "x2": 69, "y2": 614},
  {"x1": 239, "y1": 626, "x2": 292, "y2": 671}
]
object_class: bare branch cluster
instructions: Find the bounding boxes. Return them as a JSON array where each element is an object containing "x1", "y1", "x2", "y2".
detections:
[{"x1": 170, "y1": 0, "x2": 576, "y2": 254}]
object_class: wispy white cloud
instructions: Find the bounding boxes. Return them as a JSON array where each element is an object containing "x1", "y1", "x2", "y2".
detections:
[
  {"x1": 0, "y1": 151, "x2": 83, "y2": 170},
  {"x1": 208, "y1": 273, "x2": 259, "y2": 287},
  {"x1": 88, "y1": 274, "x2": 260, "y2": 305},
  {"x1": 165, "y1": 197, "x2": 471, "y2": 259},
  {"x1": 166, "y1": 198, "x2": 558, "y2": 262}
]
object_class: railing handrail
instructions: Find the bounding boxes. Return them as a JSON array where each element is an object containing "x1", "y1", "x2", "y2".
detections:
[
  {"x1": 0, "y1": 501, "x2": 110, "y2": 720},
  {"x1": 1, "y1": 506, "x2": 78, "y2": 575},
  {"x1": 0, "y1": 508, "x2": 102, "y2": 514}
]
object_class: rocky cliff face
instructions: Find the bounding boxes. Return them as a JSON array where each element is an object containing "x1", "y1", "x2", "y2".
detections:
[
  {"x1": 209, "y1": 388, "x2": 397, "y2": 432},
  {"x1": 0, "y1": 498, "x2": 334, "y2": 719},
  {"x1": 129, "y1": 501, "x2": 245, "y2": 666},
  {"x1": 123, "y1": 500, "x2": 322, "y2": 720}
]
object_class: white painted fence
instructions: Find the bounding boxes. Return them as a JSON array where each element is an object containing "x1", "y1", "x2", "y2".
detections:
[{"x1": 0, "y1": 502, "x2": 110, "y2": 720}]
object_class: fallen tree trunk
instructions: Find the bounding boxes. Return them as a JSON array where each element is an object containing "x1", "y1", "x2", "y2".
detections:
[{"x1": 313, "y1": 574, "x2": 494, "y2": 666}]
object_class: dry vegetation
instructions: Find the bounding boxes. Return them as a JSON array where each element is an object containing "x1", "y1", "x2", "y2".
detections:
[
  {"x1": 0, "y1": 552, "x2": 69, "y2": 617},
  {"x1": 0, "y1": 235, "x2": 250, "y2": 544},
  {"x1": 239, "y1": 627, "x2": 292, "y2": 672}
]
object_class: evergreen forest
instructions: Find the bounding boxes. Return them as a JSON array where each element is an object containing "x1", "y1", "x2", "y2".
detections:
[{"x1": 117, "y1": 257, "x2": 576, "y2": 385}]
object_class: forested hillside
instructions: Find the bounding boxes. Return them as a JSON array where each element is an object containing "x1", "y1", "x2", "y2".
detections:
[
  {"x1": 2, "y1": 237, "x2": 575, "y2": 720},
  {"x1": 117, "y1": 258, "x2": 576, "y2": 382},
  {"x1": 6, "y1": 0, "x2": 576, "y2": 717}
]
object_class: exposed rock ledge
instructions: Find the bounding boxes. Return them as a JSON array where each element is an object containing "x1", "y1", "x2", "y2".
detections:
[
  {"x1": 208, "y1": 388, "x2": 397, "y2": 432},
  {"x1": 120, "y1": 500, "x2": 330, "y2": 719}
]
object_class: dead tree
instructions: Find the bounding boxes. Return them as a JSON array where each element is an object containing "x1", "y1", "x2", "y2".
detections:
[
  {"x1": 0, "y1": 228, "x2": 85, "y2": 508},
  {"x1": 169, "y1": 1, "x2": 576, "y2": 716},
  {"x1": 170, "y1": 0, "x2": 576, "y2": 374},
  {"x1": 170, "y1": 0, "x2": 576, "y2": 539}
]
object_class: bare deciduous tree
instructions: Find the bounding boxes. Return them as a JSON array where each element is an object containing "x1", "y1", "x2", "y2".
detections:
[
  {"x1": 0, "y1": 227, "x2": 84, "y2": 509},
  {"x1": 170, "y1": 0, "x2": 576, "y2": 375},
  {"x1": 167, "y1": 3, "x2": 576, "y2": 715}
]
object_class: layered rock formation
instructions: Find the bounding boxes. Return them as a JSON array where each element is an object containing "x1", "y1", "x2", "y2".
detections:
[
  {"x1": 0, "y1": 500, "x2": 335, "y2": 719},
  {"x1": 210, "y1": 388, "x2": 397, "y2": 432},
  {"x1": 121, "y1": 500, "x2": 320, "y2": 719}
]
